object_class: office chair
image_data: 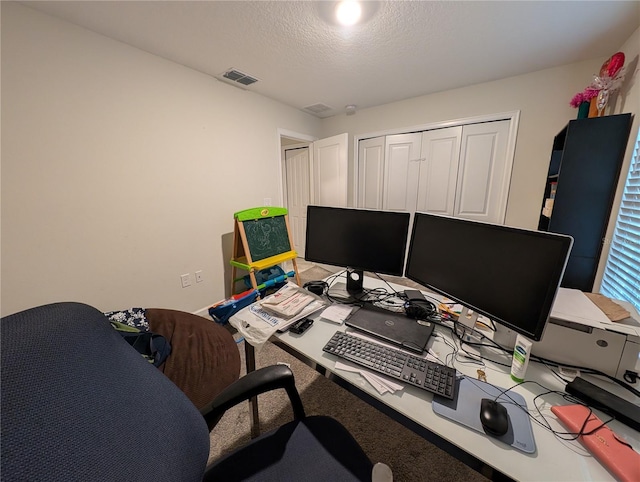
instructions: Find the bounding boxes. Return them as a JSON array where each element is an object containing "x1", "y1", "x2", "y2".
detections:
[{"x1": 1, "y1": 302, "x2": 378, "y2": 481}]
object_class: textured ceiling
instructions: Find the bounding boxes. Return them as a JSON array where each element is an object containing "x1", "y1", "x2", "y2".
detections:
[{"x1": 21, "y1": 1, "x2": 640, "y2": 118}]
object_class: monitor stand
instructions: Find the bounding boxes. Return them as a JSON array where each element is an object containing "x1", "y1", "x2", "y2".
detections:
[
  {"x1": 326, "y1": 269, "x2": 364, "y2": 303},
  {"x1": 493, "y1": 323, "x2": 517, "y2": 349},
  {"x1": 346, "y1": 269, "x2": 364, "y2": 294},
  {"x1": 456, "y1": 306, "x2": 479, "y2": 340}
]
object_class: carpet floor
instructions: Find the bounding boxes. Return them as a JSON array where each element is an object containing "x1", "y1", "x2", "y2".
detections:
[{"x1": 207, "y1": 265, "x2": 490, "y2": 482}]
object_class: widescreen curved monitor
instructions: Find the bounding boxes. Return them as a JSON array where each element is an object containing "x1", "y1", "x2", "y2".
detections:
[{"x1": 405, "y1": 213, "x2": 573, "y2": 341}]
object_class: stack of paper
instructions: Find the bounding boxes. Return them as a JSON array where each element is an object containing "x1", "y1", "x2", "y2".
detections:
[
  {"x1": 261, "y1": 284, "x2": 314, "y2": 318},
  {"x1": 249, "y1": 282, "x2": 325, "y2": 332}
]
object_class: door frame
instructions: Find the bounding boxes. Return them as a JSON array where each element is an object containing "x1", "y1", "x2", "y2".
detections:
[
  {"x1": 277, "y1": 128, "x2": 316, "y2": 209},
  {"x1": 353, "y1": 111, "x2": 521, "y2": 216}
]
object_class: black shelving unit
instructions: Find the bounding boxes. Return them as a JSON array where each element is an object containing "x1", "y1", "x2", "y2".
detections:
[{"x1": 538, "y1": 113, "x2": 633, "y2": 292}]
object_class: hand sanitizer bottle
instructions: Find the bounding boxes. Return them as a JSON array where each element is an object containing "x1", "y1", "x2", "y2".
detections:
[{"x1": 511, "y1": 334, "x2": 532, "y2": 382}]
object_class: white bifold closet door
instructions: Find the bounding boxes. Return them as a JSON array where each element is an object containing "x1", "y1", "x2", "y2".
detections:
[
  {"x1": 359, "y1": 119, "x2": 511, "y2": 225},
  {"x1": 454, "y1": 120, "x2": 511, "y2": 223}
]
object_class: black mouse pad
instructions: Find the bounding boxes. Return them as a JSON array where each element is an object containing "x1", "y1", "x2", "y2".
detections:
[{"x1": 432, "y1": 376, "x2": 536, "y2": 453}]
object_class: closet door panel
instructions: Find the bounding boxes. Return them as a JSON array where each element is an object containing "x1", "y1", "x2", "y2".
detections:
[
  {"x1": 454, "y1": 120, "x2": 510, "y2": 224},
  {"x1": 357, "y1": 137, "x2": 385, "y2": 209},
  {"x1": 383, "y1": 133, "x2": 422, "y2": 212},
  {"x1": 312, "y1": 133, "x2": 349, "y2": 207},
  {"x1": 417, "y1": 127, "x2": 462, "y2": 215}
]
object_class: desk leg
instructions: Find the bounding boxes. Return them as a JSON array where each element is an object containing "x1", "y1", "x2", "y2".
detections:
[{"x1": 244, "y1": 341, "x2": 260, "y2": 438}]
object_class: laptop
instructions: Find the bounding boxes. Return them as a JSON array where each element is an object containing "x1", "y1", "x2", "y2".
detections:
[{"x1": 345, "y1": 304, "x2": 434, "y2": 354}]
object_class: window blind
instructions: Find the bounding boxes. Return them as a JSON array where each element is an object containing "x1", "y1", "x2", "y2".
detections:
[{"x1": 601, "y1": 129, "x2": 640, "y2": 311}]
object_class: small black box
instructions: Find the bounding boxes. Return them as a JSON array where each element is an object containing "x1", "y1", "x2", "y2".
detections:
[
  {"x1": 289, "y1": 318, "x2": 314, "y2": 335},
  {"x1": 404, "y1": 289, "x2": 426, "y2": 302}
]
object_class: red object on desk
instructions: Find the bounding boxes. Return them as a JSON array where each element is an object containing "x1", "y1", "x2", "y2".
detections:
[{"x1": 552, "y1": 404, "x2": 640, "y2": 482}]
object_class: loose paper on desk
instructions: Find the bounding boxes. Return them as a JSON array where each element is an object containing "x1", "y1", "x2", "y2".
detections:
[
  {"x1": 228, "y1": 282, "x2": 326, "y2": 346},
  {"x1": 334, "y1": 361, "x2": 404, "y2": 395},
  {"x1": 320, "y1": 305, "x2": 353, "y2": 324}
]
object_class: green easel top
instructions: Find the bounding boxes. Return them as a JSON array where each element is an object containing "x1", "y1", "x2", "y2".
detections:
[{"x1": 234, "y1": 206, "x2": 288, "y2": 222}]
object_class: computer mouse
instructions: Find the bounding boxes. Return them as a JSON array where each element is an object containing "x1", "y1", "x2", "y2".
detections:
[{"x1": 479, "y1": 398, "x2": 509, "y2": 437}]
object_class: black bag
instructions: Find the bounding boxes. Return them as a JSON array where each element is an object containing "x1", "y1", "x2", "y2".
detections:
[{"x1": 111, "y1": 321, "x2": 171, "y2": 367}]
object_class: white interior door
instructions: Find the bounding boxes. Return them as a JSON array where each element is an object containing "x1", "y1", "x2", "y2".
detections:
[
  {"x1": 357, "y1": 136, "x2": 385, "y2": 209},
  {"x1": 454, "y1": 120, "x2": 511, "y2": 223},
  {"x1": 284, "y1": 147, "x2": 310, "y2": 255},
  {"x1": 312, "y1": 133, "x2": 349, "y2": 207}
]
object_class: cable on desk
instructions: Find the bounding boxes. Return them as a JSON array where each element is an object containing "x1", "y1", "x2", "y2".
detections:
[
  {"x1": 436, "y1": 309, "x2": 640, "y2": 399},
  {"x1": 440, "y1": 316, "x2": 513, "y2": 368},
  {"x1": 433, "y1": 333, "x2": 457, "y2": 368},
  {"x1": 370, "y1": 272, "x2": 406, "y2": 298},
  {"x1": 322, "y1": 270, "x2": 403, "y2": 307},
  {"x1": 529, "y1": 353, "x2": 640, "y2": 398},
  {"x1": 416, "y1": 312, "x2": 509, "y2": 371},
  {"x1": 540, "y1": 359, "x2": 576, "y2": 385},
  {"x1": 464, "y1": 376, "x2": 616, "y2": 442},
  {"x1": 530, "y1": 384, "x2": 616, "y2": 441}
]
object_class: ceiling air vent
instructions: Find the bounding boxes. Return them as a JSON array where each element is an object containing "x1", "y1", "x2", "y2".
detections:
[
  {"x1": 303, "y1": 103, "x2": 333, "y2": 115},
  {"x1": 220, "y1": 68, "x2": 259, "y2": 86}
]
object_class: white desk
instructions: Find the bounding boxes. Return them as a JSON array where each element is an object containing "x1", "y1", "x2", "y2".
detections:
[{"x1": 270, "y1": 276, "x2": 640, "y2": 482}]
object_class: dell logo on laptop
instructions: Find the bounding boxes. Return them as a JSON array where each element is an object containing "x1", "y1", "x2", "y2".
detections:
[{"x1": 385, "y1": 320, "x2": 395, "y2": 327}]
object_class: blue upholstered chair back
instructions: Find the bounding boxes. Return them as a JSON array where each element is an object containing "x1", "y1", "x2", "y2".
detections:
[{"x1": 1, "y1": 302, "x2": 210, "y2": 481}]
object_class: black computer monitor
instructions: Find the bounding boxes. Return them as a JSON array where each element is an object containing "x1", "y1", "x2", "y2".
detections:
[
  {"x1": 405, "y1": 212, "x2": 573, "y2": 341},
  {"x1": 305, "y1": 205, "x2": 410, "y2": 293}
]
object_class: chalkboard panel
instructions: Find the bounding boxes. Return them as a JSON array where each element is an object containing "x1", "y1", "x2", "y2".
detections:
[{"x1": 242, "y1": 215, "x2": 292, "y2": 262}]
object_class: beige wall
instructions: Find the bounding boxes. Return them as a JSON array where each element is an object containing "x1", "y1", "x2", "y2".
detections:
[{"x1": 1, "y1": 3, "x2": 321, "y2": 316}]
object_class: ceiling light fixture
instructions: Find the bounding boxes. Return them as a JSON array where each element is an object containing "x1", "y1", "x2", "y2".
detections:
[
  {"x1": 315, "y1": 1, "x2": 378, "y2": 28},
  {"x1": 335, "y1": 1, "x2": 362, "y2": 26}
]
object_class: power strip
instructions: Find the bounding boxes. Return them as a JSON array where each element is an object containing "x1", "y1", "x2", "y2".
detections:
[{"x1": 565, "y1": 377, "x2": 640, "y2": 432}]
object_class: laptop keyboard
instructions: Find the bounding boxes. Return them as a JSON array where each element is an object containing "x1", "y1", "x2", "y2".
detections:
[{"x1": 322, "y1": 331, "x2": 457, "y2": 399}]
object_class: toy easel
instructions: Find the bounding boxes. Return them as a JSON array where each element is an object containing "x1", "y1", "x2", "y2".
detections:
[
  {"x1": 229, "y1": 206, "x2": 301, "y2": 438},
  {"x1": 230, "y1": 206, "x2": 301, "y2": 295}
]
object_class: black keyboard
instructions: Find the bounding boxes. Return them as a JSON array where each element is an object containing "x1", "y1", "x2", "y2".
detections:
[{"x1": 322, "y1": 331, "x2": 457, "y2": 399}]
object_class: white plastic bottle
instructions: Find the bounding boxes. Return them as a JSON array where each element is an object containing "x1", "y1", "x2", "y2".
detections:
[{"x1": 510, "y1": 334, "x2": 532, "y2": 382}]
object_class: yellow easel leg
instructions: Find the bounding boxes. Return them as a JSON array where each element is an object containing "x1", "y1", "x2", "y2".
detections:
[{"x1": 291, "y1": 258, "x2": 302, "y2": 287}]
